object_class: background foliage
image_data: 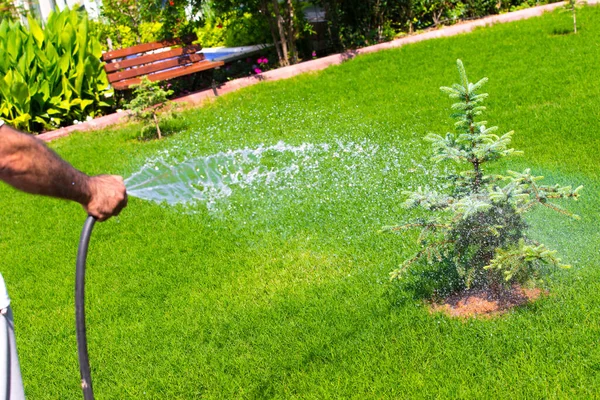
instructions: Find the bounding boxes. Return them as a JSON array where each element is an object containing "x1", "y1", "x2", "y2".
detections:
[
  {"x1": 0, "y1": 8, "x2": 112, "y2": 132},
  {"x1": 195, "y1": 11, "x2": 271, "y2": 48},
  {"x1": 90, "y1": 20, "x2": 163, "y2": 50},
  {"x1": 315, "y1": 0, "x2": 560, "y2": 50},
  {"x1": 0, "y1": 0, "x2": 567, "y2": 134},
  {"x1": 0, "y1": 0, "x2": 24, "y2": 23}
]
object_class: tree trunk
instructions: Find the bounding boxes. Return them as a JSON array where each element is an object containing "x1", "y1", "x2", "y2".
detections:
[
  {"x1": 262, "y1": 0, "x2": 284, "y2": 62},
  {"x1": 573, "y1": 8, "x2": 577, "y2": 34},
  {"x1": 115, "y1": 27, "x2": 123, "y2": 47},
  {"x1": 374, "y1": 0, "x2": 383, "y2": 42},
  {"x1": 322, "y1": 0, "x2": 342, "y2": 51},
  {"x1": 433, "y1": 9, "x2": 443, "y2": 27},
  {"x1": 285, "y1": 0, "x2": 297, "y2": 64},
  {"x1": 472, "y1": 158, "x2": 482, "y2": 191},
  {"x1": 322, "y1": 0, "x2": 335, "y2": 50},
  {"x1": 153, "y1": 113, "x2": 162, "y2": 139},
  {"x1": 272, "y1": 0, "x2": 289, "y2": 66}
]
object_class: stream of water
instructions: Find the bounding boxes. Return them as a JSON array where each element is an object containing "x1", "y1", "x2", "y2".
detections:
[
  {"x1": 125, "y1": 141, "x2": 333, "y2": 207},
  {"x1": 124, "y1": 139, "x2": 431, "y2": 213}
]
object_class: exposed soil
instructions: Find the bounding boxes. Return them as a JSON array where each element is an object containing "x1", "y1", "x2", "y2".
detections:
[{"x1": 430, "y1": 285, "x2": 547, "y2": 319}]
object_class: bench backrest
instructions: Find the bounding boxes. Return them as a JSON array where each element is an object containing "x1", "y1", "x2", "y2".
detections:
[{"x1": 102, "y1": 35, "x2": 223, "y2": 90}]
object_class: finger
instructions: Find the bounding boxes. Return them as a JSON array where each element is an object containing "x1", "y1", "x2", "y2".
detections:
[{"x1": 88, "y1": 211, "x2": 106, "y2": 222}]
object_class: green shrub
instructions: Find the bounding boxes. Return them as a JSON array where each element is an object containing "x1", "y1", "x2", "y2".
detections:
[
  {"x1": 91, "y1": 20, "x2": 163, "y2": 50},
  {"x1": 98, "y1": 0, "x2": 195, "y2": 44},
  {"x1": 384, "y1": 60, "x2": 582, "y2": 292},
  {"x1": 196, "y1": 12, "x2": 271, "y2": 48},
  {"x1": 195, "y1": 18, "x2": 225, "y2": 48},
  {"x1": 0, "y1": 8, "x2": 113, "y2": 132}
]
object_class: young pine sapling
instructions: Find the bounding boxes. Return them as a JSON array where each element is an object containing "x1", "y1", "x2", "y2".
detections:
[
  {"x1": 384, "y1": 60, "x2": 582, "y2": 291},
  {"x1": 564, "y1": 0, "x2": 583, "y2": 33},
  {"x1": 125, "y1": 77, "x2": 174, "y2": 139}
]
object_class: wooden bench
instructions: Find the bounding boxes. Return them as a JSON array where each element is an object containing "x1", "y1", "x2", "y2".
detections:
[{"x1": 102, "y1": 35, "x2": 224, "y2": 90}]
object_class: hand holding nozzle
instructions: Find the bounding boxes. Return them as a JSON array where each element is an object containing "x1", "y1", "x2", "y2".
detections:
[{"x1": 83, "y1": 175, "x2": 128, "y2": 222}]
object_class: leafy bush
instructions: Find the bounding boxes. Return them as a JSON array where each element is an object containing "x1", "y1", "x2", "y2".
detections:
[
  {"x1": 91, "y1": 20, "x2": 163, "y2": 50},
  {"x1": 98, "y1": 0, "x2": 195, "y2": 47},
  {"x1": 384, "y1": 60, "x2": 582, "y2": 292},
  {"x1": 195, "y1": 19, "x2": 226, "y2": 48},
  {"x1": 0, "y1": 8, "x2": 113, "y2": 132},
  {"x1": 196, "y1": 11, "x2": 271, "y2": 48},
  {"x1": 158, "y1": 0, "x2": 196, "y2": 39}
]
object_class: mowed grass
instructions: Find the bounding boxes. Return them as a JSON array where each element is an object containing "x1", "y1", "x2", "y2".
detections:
[{"x1": 2, "y1": 6, "x2": 600, "y2": 398}]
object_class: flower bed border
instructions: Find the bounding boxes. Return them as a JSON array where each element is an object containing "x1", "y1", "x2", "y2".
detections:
[{"x1": 37, "y1": 0, "x2": 592, "y2": 142}]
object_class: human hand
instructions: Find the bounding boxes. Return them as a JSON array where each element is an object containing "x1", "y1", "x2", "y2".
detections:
[{"x1": 84, "y1": 175, "x2": 128, "y2": 221}]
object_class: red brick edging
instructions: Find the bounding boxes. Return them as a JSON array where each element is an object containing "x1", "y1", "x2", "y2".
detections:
[{"x1": 38, "y1": 0, "x2": 589, "y2": 142}]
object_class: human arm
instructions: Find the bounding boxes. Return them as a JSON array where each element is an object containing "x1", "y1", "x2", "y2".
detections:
[{"x1": 0, "y1": 122, "x2": 127, "y2": 221}]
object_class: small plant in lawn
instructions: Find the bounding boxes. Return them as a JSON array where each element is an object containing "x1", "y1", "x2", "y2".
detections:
[
  {"x1": 383, "y1": 60, "x2": 583, "y2": 293},
  {"x1": 564, "y1": 0, "x2": 584, "y2": 33},
  {"x1": 125, "y1": 77, "x2": 174, "y2": 139}
]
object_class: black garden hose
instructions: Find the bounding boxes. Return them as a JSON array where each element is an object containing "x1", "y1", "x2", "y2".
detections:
[{"x1": 76, "y1": 216, "x2": 96, "y2": 400}]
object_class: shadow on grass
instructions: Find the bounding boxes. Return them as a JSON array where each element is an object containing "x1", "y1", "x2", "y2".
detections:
[
  {"x1": 136, "y1": 114, "x2": 192, "y2": 141},
  {"x1": 383, "y1": 258, "x2": 464, "y2": 308},
  {"x1": 550, "y1": 27, "x2": 575, "y2": 35}
]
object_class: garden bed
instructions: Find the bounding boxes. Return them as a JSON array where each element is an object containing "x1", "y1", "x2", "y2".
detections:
[{"x1": 430, "y1": 286, "x2": 547, "y2": 318}]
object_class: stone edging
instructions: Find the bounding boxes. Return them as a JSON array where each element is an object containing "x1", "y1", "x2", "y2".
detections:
[{"x1": 38, "y1": 0, "x2": 588, "y2": 142}]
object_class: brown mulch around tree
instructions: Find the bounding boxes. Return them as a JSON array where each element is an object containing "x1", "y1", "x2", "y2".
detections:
[{"x1": 430, "y1": 285, "x2": 547, "y2": 319}]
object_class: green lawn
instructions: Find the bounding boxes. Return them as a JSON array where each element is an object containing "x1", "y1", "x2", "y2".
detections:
[{"x1": 2, "y1": 6, "x2": 600, "y2": 398}]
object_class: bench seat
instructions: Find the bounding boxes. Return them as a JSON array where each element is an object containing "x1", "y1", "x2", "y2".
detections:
[{"x1": 102, "y1": 36, "x2": 224, "y2": 90}]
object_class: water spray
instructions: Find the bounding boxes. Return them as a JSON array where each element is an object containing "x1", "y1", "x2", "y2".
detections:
[{"x1": 72, "y1": 139, "x2": 392, "y2": 398}]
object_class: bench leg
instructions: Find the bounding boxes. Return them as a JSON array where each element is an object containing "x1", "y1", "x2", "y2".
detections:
[{"x1": 211, "y1": 69, "x2": 219, "y2": 97}]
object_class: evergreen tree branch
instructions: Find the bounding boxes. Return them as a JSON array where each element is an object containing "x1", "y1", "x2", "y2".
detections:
[
  {"x1": 380, "y1": 222, "x2": 450, "y2": 232},
  {"x1": 389, "y1": 240, "x2": 454, "y2": 280}
]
